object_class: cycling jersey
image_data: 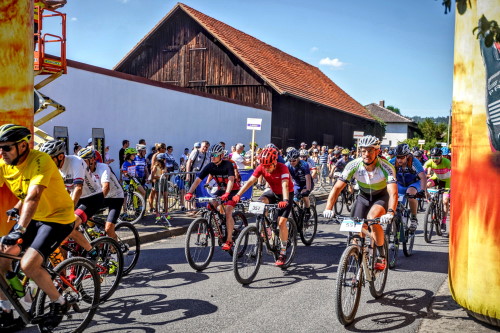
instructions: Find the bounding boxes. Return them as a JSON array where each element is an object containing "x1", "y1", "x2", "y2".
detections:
[
  {"x1": 0, "y1": 150, "x2": 74, "y2": 224},
  {"x1": 59, "y1": 155, "x2": 102, "y2": 199},
  {"x1": 285, "y1": 160, "x2": 310, "y2": 187},
  {"x1": 252, "y1": 163, "x2": 293, "y2": 195},
  {"x1": 133, "y1": 155, "x2": 147, "y2": 179},
  {"x1": 341, "y1": 157, "x2": 396, "y2": 197},
  {"x1": 423, "y1": 158, "x2": 451, "y2": 188},
  {"x1": 93, "y1": 163, "x2": 124, "y2": 199},
  {"x1": 389, "y1": 156, "x2": 424, "y2": 187},
  {"x1": 122, "y1": 160, "x2": 136, "y2": 181},
  {"x1": 198, "y1": 160, "x2": 241, "y2": 191},
  {"x1": 334, "y1": 157, "x2": 353, "y2": 173}
]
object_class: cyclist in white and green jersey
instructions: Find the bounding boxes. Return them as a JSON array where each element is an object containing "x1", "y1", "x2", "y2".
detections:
[{"x1": 323, "y1": 135, "x2": 398, "y2": 271}]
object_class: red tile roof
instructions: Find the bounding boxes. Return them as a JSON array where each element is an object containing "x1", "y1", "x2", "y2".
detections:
[{"x1": 116, "y1": 3, "x2": 375, "y2": 121}]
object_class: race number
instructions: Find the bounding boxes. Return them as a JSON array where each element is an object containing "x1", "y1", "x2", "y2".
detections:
[
  {"x1": 398, "y1": 195, "x2": 404, "y2": 202},
  {"x1": 339, "y1": 219, "x2": 363, "y2": 232},
  {"x1": 248, "y1": 202, "x2": 266, "y2": 215}
]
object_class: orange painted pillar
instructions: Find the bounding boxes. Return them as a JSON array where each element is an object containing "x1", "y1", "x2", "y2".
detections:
[
  {"x1": 0, "y1": 0, "x2": 34, "y2": 235},
  {"x1": 450, "y1": 0, "x2": 500, "y2": 326}
]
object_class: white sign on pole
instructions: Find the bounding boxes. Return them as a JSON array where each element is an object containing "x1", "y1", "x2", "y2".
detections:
[
  {"x1": 418, "y1": 139, "x2": 426, "y2": 145},
  {"x1": 353, "y1": 131, "x2": 364, "y2": 139},
  {"x1": 246, "y1": 118, "x2": 262, "y2": 131},
  {"x1": 441, "y1": 143, "x2": 447, "y2": 147}
]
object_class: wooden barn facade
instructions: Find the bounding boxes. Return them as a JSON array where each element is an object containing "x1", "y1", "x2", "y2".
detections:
[{"x1": 114, "y1": 3, "x2": 383, "y2": 148}]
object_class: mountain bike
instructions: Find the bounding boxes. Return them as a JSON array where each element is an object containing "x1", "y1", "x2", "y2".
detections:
[
  {"x1": 424, "y1": 188, "x2": 448, "y2": 243},
  {"x1": 385, "y1": 193, "x2": 418, "y2": 269},
  {"x1": 184, "y1": 197, "x2": 248, "y2": 271},
  {"x1": 332, "y1": 173, "x2": 356, "y2": 215},
  {"x1": 290, "y1": 194, "x2": 318, "y2": 246},
  {"x1": 232, "y1": 202, "x2": 298, "y2": 285},
  {"x1": 334, "y1": 215, "x2": 389, "y2": 326},
  {"x1": 118, "y1": 177, "x2": 146, "y2": 224},
  {"x1": 0, "y1": 243, "x2": 100, "y2": 332}
]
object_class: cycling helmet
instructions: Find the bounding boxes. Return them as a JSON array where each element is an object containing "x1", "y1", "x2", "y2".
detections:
[
  {"x1": 299, "y1": 149, "x2": 309, "y2": 157},
  {"x1": 388, "y1": 149, "x2": 396, "y2": 156},
  {"x1": 209, "y1": 143, "x2": 224, "y2": 155},
  {"x1": 124, "y1": 147, "x2": 138, "y2": 155},
  {"x1": 312, "y1": 141, "x2": 318, "y2": 145},
  {"x1": 39, "y1": 140, "x2": 66, "y2": 157},
  {"x1": 430, "y1": 147, "x2": 442, "y2": 156},
  {"x1": 77, "y1": 147, "x2": 96, "y2": 160},
  {"x1": 285, "y1": 146, "x2": 295, "y2": 153},
  {"x1": 395, "y1": 143, "x2": 411, "y2": 156},
  {"x1": 156, "y1": 153, "x2": 166, "y2": 161},
  {"x1": 333, "y1": 149, "x2": 341, "y2": 155},
  {"x1": 412, "y1": 150, "x2": 423, "y2": 158},
  {"x1": 136, "y1": 144, "x2": 146, "y2": 151},
  {"x1": 0, "y1": 124, "x2": 31, "y2": 143},
  {"x1": 286, "y1": 148, "x2": 300, "y2": 160},
  {"x1": 341, "y1": 148, "x2": 350, "y2": 155},
  {"x1": 223, "y1": 150, "x2": 229, "y2": 158},
  {"x1": 264, "y1": 143, "x2": 278, "y2": 150},
  {"x1": 259, "y1": 147, "x2": 278, "y2": 166},
  {"x1": 358, "y1": 135, "x2": 380, "y2": 148},
  {"x1": 441, "y1": 147, "x2": 450, "y2": 155}
]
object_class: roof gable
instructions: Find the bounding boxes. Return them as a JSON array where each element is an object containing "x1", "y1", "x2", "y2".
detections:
[
  {"x1": 115, "y1": 2, "x2": 375, "y2": 121},
  {"x1": 365, "y1": 103, "x2": 416, "y2": 124}
]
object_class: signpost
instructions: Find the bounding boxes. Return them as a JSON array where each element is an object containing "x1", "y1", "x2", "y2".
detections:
[
  {"x1": 418, "y1": 139, "x2": 425, "y2": 150},
  {"x1": 353, "y1": 131, "x2": 364, "y2": 156},
  {"x1": 247, "y1": 118, "x2": 262, "y2": 168}
]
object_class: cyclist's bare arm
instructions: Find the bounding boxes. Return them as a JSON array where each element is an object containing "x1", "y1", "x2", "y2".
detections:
[
  {"x1": 71, "y1": 183, "x2": 83, "y2": 206},
  {"x1": 225, "y1": 176, "x2": 235, "y2": 193},
  {"x1": 304, "y1": 174, "x2": 312, "y2": 192},
  {"x1": 325, "y1": 179, "x2": 347, "y2": 210},
  {"x1": 281, "y1": 179, "x2": 289, "y2": 201},
  {"x1": 386, "y1": 182, "x2": 398, "y2": 213},
  {"x1": 102, "y1": 181, "x2": 110, "y2": 197}
]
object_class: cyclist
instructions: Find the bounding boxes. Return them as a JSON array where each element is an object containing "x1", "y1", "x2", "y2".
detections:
[
  {"x1": 134, "y1": 144, "x2": 149, "y2": 187},
  {"x1": 323, "y1": 135, "x2": 398, "y2": 271},
  {"x1": 122, "y1": 147, "x2": 146, "y2": 198},
  {"x1": 389, "y1": 143, "x2": 427, "y2": 231},
  {"x1": 331, "y1": 149, "x2": 355, "y2": 194},
  {"x1": 423, "y1": 147, "x2": 451, "y2": 231},
  {"x1": 285, "y1": 148, "x2": 313, "y2": 220},
  {"x1": 80, "y1": 147, "x2": 124, "y2": 240},
  {"x1": 300, "y1": 149, "x2": 317, "y2": 179},
  {"x1": 233, "y1": 147, "x2": 294, "y2": 266},
  {"x1": 184, "y1": 144, "x2": 241, "y2": 251},
  {"x1": 0, "y1": 125, "x2": 76, "y2": 330},
  {"x1": 412, "y1": 150, "x2": 425, "y2": 164},
  {"x1": 40, "y1": 140, "x2": 102, "y2": 253}
]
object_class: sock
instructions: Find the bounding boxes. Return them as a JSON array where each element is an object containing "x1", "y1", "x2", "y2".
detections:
[
  {"x1": 0, "y1": 300, "x2": 12, "y2": 312},
  {"x1": 54, "y1": 295, "x2": 65, "y2": 305},
  {"x1": 411, "y1": 214, "x2": 417, "y2": 219},
  {"x1": 280, "y1": 241, "x2": 287, "y2": 254}
]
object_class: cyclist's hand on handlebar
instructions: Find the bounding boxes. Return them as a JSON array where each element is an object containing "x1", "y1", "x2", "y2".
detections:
[
  {"x1": 278, "y1": 200, "x2": 289, "y2": 209},
  {"x1": 6, "y1": 208, "x2": 19, "y2": 218},
  {"x1": 184, "y1": 193, "x2": 194, "y2": 201},
  {"x1": 323, "y1": 209, "x2": 334, "y2": 219},
  {"x1": 380, "y1": 213, "x2": 394, "y2": 224},
  {"x1": 220, "y1": 192, "x2": 230, "y2": 201},
  {"x1": 1, "y1": 231, "x2": 23, "y2": 246},
  {"x1": 232, "y1": 195, "x2": 241, "y2": 203}
]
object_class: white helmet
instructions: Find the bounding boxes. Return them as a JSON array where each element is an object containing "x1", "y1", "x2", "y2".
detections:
[{"x1": 358, "y1": 135, "x2": 380, "y2": 149}]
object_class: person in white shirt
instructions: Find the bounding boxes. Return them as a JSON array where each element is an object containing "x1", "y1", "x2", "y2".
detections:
[{"x1": 232, "y1": 143, "x2": 251, "y2": 169}]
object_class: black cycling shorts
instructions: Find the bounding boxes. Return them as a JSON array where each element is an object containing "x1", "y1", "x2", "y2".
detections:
[
  {"x1": 77, "y1": 192, "x2": 105, "y2": 219},
  {"x1": 351, "y1": 190, "x2": 389, "y2": 219},
  {"x1": 21, "y1": 220, "x2": 74, "y2": 260},
  {"x1": 260, "y1": 189, "x2": 294, "y2": 218},
  {"x1": 102, "y1": 197, "x2": 124, "y2": 224}
]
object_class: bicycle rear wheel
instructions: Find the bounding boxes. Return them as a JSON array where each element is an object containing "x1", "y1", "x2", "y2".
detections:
[
  {"x1": 334, "y1": 245, "x2": 362, "y2": 326},
  {"x1": 424, "y1": 203, "x2": 435, "y2": 243},
  {"x1": 369, "y1": 239, "x2": 388, "y2": 299},
  {"x1": 344, "y1": 191, "x2": 354, "y2": 212},
  {"x1": 334, "y1": 193, "x2": 344, "y2": 215},
  {"x1": 309, "y1": 193, "x2": 317, "y2": 208},
  {"x1": 90, "y1": 237, "x2": 123, "y2": 302},
  {"x1": 385, "y1": 218, "x2": 399, "y2": 269},
  {"x1": 228, "y1": 211, "x2": 249, "y2": 256},
  {"x1": 118, "y1": 191, "x2": 145, "y2": 224},
  {"x1": 114, "y1": 222, "x2": 141, "y2": 275},
  {"x1": 299, "y1": 205, "x2": 318, "y2": 246},
  {"x1": 185, "y1": 218, "x2": 215, "y2": 271},
  {"x1": 36, "y1": 257, "x2": 100, "y2": 333},
  {"x1": 233, "y1": 225, "x2": 262, "y2": 285}
]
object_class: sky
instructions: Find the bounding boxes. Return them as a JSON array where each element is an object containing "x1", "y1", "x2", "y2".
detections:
[{"x1": 44, "y1": 0, "x2": 455, "y2": 118}]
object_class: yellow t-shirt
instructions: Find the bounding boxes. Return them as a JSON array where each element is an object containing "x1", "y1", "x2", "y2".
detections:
[{"x1": 0, "y1": 150, "x2": 74, "y2": 224}]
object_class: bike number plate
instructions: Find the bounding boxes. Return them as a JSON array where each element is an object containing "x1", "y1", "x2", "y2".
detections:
[
  {"x1": 248, "y1": 202, "x2": 266, "y2": 215},
  {"x1": 339, "y1": 219, "x2": 363, "y2": 232},
  {"x1": 398, "y1": 196, "x2": 404, "y2": 202}
]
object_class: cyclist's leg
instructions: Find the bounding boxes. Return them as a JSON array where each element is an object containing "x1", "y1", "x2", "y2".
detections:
[
  {"x1": 367, "y1": 191, "x2": 390, "y2": 247},
  {"x1": 277, "y1": 191, "x2": 294, "y2": 242},
  {"x1": 352, "y1": 194, "x2": 371, "y2": 241},
  {"x1": 406, "y1": 183, "x2": 419, "y2": 217},
  {"x1": 71, "y1": 194, "x2": 104, "y2": 251},
  {"x1": 104, "y1": 197, "x2": 124, "y2": 240}
]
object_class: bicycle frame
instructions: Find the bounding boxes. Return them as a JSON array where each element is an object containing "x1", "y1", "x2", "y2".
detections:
[
  {"x1": 197, "y1": 197, "x2": 228, "y2": 244},
  {"x1": 255, "y1": 204, "x2": 281, "y2": 253}
]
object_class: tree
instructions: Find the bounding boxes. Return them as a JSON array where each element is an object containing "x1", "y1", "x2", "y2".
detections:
[{"x1": 386, "y1": 105, "x2": 401, "y2": 115}]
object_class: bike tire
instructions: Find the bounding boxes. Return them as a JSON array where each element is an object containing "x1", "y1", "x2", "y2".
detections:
[
  {"x1": 436, "y1": 196, "x2": 444, "y2": 236},
  {"x1": 369, "y1": 238, "x2": 388, "y2": 299},
  {"x1": 36, "y1": 257, "x2": 100, "y2": 333},
  {"x1": 227, "y1": 211, "x2": 249, "y2": 256},
  {"x1": 185, "y1": 218, "x2": 215, "y2": 271},
  {"x1": 114, "y1": 222, "x2": 141, "y2": 275},
  {"x1": 166, "y1": 181, "x2": 179, "y2": 210},
  {"x1": 403, "y1": 227, "x2": 415, "y2": 257},
  {"x1": 90, "y1": 237, "x2": 124, "y2": 302},
  {"x1": 281, "y1": 219, "x2": 298, "y2": 269},
  {"x1": 344, "y1": 191, "x2": 353, "y2": 212},
  {"x1": 299, "y1": 205, "x2": 318, "y2": 246},
  {"x1": 424, "y1": 203, "x2": 435, "y2": 243},
  {"x1": 385, "y1": 217, "x2": 398, "y2": 269},
  {"x1": 309, "y1": 193, "x2": 317, "y2": 208},
  {"x1": 334, "y1": 245, "x2": 362, "y2": 326},
  {"x1": 334, "y1": 192, "x2": 344, "y2": 215},
  {"x1": 233, "y1": 225, "x2": 262, "y2": 285},
  {"x1": 118, "y1": 191, "x2": 145, "y2": 224}
]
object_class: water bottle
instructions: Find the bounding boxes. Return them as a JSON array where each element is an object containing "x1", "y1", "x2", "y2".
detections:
[
  {"x1": 6, "y1": 271, "x2": 25, "y2": 298},
  {"x1": 48, "y1": 247, "x2": 64, "y2": 266}
]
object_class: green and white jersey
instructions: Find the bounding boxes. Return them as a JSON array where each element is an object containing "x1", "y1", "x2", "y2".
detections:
[
  {"x1": 341, "y1": 157, "x2": 397, "y2": 196},
  {"x1": 423, "y1": 157, "x2": 451, "y2": 188}
]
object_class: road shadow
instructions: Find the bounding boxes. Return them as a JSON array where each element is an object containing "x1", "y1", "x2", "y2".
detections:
[
  {"x1": 238, "y1": 275, "x2": 302, "y2": 289},
  {"x1": 346, "y1": 311, "x2": 418, "y2": 332},
  {"x1": 120, "y1": 265, "x2": 210, "y2": 289}
]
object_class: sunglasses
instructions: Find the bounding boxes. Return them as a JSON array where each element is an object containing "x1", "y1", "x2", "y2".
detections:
[
  {"x1": 396, "y1": 155, "x2": 407, "y2": 159},
  {"x1": 0, "y1": 142, "x2": 19, "y2": 152},
  {"x1": 211, "y1": 153, "x2": 220, "y2": 157},
  {"x1": 431, "y1": 156, "x2": 441, "y2": 159},
  {"x1": 289, "y1": 159, "x2": 298, "y2": 162}
]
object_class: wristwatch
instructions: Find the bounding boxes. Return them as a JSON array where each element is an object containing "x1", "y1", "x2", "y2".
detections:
[
  {"x1": 387, "y1": 209, "x2": 395, "y2": 214},
  {"x1": 14, "y1": 224, "x2": 26, "y2": 234}
]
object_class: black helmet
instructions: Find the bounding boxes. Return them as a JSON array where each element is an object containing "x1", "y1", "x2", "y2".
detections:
[
  {"x1": 287, "y1": 148, "x2": 300, "y2": 160},
  {"x1": 39, "y1": 140, "x2": 66, "y2": 157},
  {"x1": 430, "y1": 147, "x2": 442, "y2": 156},
  {"x1": 0, "y1": 124, "x2": 31, "y2": 143},
  {"x1": 395, "y1": 143, "x2": 410, "y2": 156},
  {"x1": 412, "y1": 150, "x2": 423, "y2": 158}
]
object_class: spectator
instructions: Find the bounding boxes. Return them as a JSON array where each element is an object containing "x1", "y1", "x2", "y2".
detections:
[
  {"x1": 300, "y1": 142, "x2": 307, "y2": 150},
  {"x1": 229, "y1": 145, "x2": 236, "y2": 159},
  {"x1": 232, "y1": 143, "x2": 251, "y2": 169},
  {"x1": 136, "y1": 139, "x2": 146, "y2": 150},
  {"x1": 147, "y1": 146, "x2": 156, "y2": 173},
  {"x1": 180, "y1": 148, "x2": 189, "y2": 170},
  {"x1": 134, "y1": 144, "x2": 149, "y2": 186},
  {"x1": 308, "y1": 141, "x2": 319, "y2": 154},
  {"x1": 119, "y1": 139, "x2": 129, "y2": 168},
  {"x1": 186, "y1": 141, "x2": 210, "y2": 176},
  {"x1": 165, "y1": 146, "x2": 177, "y2": 173},
  {"x1": 73, "y1": 142, "x2": 81, "y2": 155},
  {"x1": 104, "y1": 146, "x2": 114, "y2": 164},
  {"x1": 148, "y1": 143, "x2": 166, "y2": 212},
  {"x1": 219, "y1": 141, "x2": 226, "y2": 149}
]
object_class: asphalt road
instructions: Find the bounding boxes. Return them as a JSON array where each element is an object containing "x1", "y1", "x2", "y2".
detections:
[{"x1": 21, "y1": 199, "x2": 450, "y2": 333}]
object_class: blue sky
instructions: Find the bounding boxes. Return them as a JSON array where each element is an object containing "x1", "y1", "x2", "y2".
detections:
[{"x1": 45, "y1": 0, "x2": 455, "y2": 118}]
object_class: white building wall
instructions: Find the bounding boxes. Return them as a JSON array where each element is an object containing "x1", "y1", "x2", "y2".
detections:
[
  {"x1": 382, "y1": 123, "x2": 409, "y2": 147},
  {"x1": 38, "y1": 65, "x2": 271, "y2": 171}
]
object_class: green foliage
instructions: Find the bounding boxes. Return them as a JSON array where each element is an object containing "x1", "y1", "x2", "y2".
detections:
[
  {"x1": 386, "y1": 105, "x2": 401, "y2": 115},
  {"x1": 412, "y1": 116, "x2": 449, "y2": 124}
]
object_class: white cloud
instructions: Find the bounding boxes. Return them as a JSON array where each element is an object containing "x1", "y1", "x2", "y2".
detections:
[
  {"x1": 319, "y1": 57, "x2": 345, "y2": 69},
  {"x1": 310, "y1": 46, "x2": 319, "y2": 52},
  {"x1": 71, "y1": 17, "x2": 77, "y2": 21}
]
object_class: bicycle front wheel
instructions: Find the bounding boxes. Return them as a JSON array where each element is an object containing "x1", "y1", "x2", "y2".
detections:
[
  {"x1": 309, "y1": 193, "x2": 317, "y2": 208},
  {"x1": 36, "y1": 257, "x2": 100, "y2": 333},
  {"x1": 403, "y1": 225, "x2": 415, "y2": 257},
  {"x1": 228, "y1": 211, "x2": 249, "y2": 256},
  {"x1": 281, "y1": 219, "x2": 298, "y2": 269},
  {"x1": 185, "y1": 218, "x2": 215, "y2": 271},
  {"x1": 369, "y1": 239, "x2": 388, "y2": 299},
  {"x1": 115, "y1": 222, "x2": 141, "y2": 275},
  {"x1": 299, "y1": 205, "x2": 318, "y2": 246},
  {"x1": 233, "y1": 225, "x2": 262, "y2": 285},
  {"x1": 334, "y1": 245, "x2": 362, "y2": 326},
  {"x1": 118, "y1": 191, "x2": 145, "y2": 224},
  {"x1": 424, "y1": 203, "x2": 435, "y2": 243},
  {"x1": 385, "y1": 217, "x2": 399, "y2": 269},
  {"x1": 90, "y1": 237, "x2": 124, "y2": 302}
]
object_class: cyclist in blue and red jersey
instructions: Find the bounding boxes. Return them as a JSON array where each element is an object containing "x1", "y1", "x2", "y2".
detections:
[
  {"x1": 233, "y1": 147, "x2": 294, "y2": 266},
  {"x1": 133, "y1": 144, "x2": 149, "y2": 186}
]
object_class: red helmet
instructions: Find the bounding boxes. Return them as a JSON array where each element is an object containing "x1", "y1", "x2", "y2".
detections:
[{"x1": 259, "y1": 147, "x2": 278, "y2": 166}]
